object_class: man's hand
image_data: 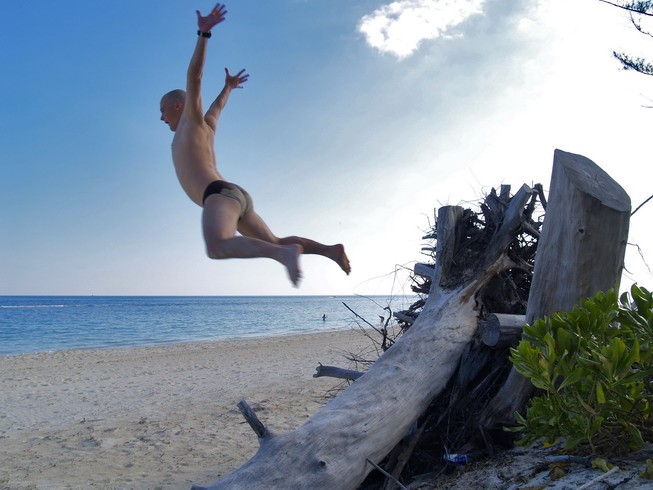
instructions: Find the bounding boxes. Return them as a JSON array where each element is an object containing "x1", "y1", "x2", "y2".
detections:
[
  {"x1": 196, "y1": 3, "x2": 227, "y2": 32},
  {"x1": 225, "y1": 68, "x2": 249, "y2": 89}
]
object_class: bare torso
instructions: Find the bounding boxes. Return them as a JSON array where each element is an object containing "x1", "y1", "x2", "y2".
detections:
[{"x1": 171, "y1": 117, "x2": 223, "y2": 206}]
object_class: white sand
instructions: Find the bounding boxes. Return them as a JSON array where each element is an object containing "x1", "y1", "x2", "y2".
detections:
[
  {"x1": 0, "y1": 329, "x2": 375, "y2": 489},
  {"x1": 5, "y1": 329, "x2": 653, "y2": 490}
]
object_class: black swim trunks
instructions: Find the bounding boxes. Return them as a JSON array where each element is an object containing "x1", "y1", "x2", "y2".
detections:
[{"x1": 202, "y1": 180, "x2": 253, "y2": 219}]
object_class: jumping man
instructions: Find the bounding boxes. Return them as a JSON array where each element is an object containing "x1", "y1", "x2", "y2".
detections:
[{"x1": 160, "y1": 3, "x2": 350, "y2": 286}]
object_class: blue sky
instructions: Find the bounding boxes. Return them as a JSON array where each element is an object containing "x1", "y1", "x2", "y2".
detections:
[{"x1": 1, "y1": 0, "x2": 652, "y2": 296}]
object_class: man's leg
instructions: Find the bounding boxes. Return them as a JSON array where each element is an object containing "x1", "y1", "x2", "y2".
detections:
[
  {"x1": 278, "y1": 237, "x2": 350, "y2": 274},
  {"x1": 202, "y1": 195, "x2": 303, "y2": 285},
  {"x1": 237, "y1": 210, "x2": 351, "y2": 275}
]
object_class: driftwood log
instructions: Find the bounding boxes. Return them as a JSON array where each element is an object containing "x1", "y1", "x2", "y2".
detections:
[
  {"x1": 368, "y1": 150, "x2": 632, "y2": 485},
  {"x1": 192, "y1": 149, "x2": 630, "y2": 489},
  {"x1": 480, "y1": 313, "x2": 526, "y2": 348},
  {"x1": 193, "y1": 183, "x2": 535, "y2": 489},
  {"x1": 480, "y1": 149, "x2": 631, "y2": 434},
  {"x1": 313, "y1": 363, "x2": 364, "y2": 381}
]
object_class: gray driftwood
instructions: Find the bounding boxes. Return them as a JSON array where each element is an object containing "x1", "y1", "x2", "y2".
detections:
[
  {"x1": 393, "y1": 311, "x2": 416, "y2": 325},
  {"x1": 192, "y1": 184, "x2": 535, "y2": 489},
  {"x1": 313, "y1": 363, "x2": 364, "y2": 381},
  {"x1": 192, "y1": 149, "x2": 630, "y2": 489},
  {"x1": 480, "y1": 149, "x2": 631, "y2": 433},
  {"x1": 236, "y1": 400, "x2": 268, "y2": 439},
  {"x1": 480, "y1": 313, "x2": 526, "y2": 348},
  {"x1": 413, "y1": 263, "x2": 435, "y2": 280}
]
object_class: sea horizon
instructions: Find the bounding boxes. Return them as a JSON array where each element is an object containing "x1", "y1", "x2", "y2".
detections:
[{"x1": 0, "y1": 295, "x2": 412, "y2": 356}]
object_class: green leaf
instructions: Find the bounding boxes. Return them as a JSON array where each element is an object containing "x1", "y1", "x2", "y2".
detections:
[
  {"x1": 596, "y1": 383, "x2": 606, "y2": 404},
  {"x1": 591, "y1": 458, "x2": 613, "y2": 472},
  {"x1": 556, "y1": 328, "x2": 572, "y2": 356},
  {"x1": 557, "y1": 369, "x2": 585, "y2": 390}
]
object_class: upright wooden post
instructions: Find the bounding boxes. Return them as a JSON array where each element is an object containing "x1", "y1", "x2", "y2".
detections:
[{"x1": 480, "y1": 149, "x2": 631, "y2": 433}]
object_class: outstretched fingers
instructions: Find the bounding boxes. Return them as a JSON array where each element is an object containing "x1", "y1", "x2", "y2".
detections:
[
  {"x1": 207, "y1": 3, "x2": 227, "y2": 20},
  {"x1": 225, "y1": 67, "x2": 249, "y2": 88},
  {"x1": 197, "y1": 3, "x2": 227, "y2": 31}
]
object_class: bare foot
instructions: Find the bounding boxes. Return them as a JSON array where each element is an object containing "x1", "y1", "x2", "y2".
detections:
[
  {"x1": 328, "y1": 244, "x2": 351, "y2": 275},
  {"x1": 281, "y1": 244, "x2": 303, "y2": 286}
]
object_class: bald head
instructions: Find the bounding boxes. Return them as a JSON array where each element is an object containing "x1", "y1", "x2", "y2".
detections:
[
  {"x1": 160, "y1": 89, "x2": 186, "y2": 132},
  {"x1": 161, "y1": 89, "x2": 186, "y2": 105}
]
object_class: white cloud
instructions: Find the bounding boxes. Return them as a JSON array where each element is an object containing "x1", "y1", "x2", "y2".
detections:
[{"x1": 358, "y1": 0, "x2": 486, "y2": 58}]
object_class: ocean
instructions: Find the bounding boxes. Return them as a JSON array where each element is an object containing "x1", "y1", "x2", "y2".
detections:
[{"x1": 0, "y1": 296, "x2": 409, "y2": 356}]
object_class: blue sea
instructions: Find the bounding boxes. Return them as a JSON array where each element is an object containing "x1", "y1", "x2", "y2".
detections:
[{"x1": 0, "y1": 296, "x2": 407, "y2": 356}]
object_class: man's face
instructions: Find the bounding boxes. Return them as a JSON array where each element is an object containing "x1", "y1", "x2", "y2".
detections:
[{"x1": 160, "y1": 98, "x2": 182, "y2": 132}]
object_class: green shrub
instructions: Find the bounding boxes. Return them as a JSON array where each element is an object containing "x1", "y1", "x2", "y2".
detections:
[{"x1": 509, "y1": 285, "x2": 653, "y2": 455}]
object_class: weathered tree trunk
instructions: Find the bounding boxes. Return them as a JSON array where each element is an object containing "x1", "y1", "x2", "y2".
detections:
[
  {"x1": 480, "y1": 149, "x2": 631, "y2": 433},
  {"x1": 193, "y1": 186, "x2": 535, "y2": 489}
]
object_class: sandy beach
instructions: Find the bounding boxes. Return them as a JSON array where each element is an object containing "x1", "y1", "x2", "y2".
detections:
[{"x1": 0, "y1": 329, "x2": 375, "y2": 489}]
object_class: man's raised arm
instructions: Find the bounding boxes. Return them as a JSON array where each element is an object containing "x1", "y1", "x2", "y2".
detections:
[
  {"x1": 185, "y1": 3, "x2": 227, "y2": 120},
  {"x1": 205, "y1": 68, "x2": 249, "y2": 130}
]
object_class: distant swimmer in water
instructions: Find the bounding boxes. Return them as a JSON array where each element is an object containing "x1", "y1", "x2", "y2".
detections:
[
  {"x1": 322, "y1": 314, "x2": 326, "y2": 321},
  {"x1": 160, "y1": 3, "x2": 351, "y2": 287}
]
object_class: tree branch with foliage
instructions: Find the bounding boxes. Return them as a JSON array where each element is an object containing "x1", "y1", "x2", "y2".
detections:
[{"x1": 599, "y1": 1, "x2": 653, "y2": 76}]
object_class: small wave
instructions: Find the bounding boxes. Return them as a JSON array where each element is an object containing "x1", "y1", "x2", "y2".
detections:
[{"x1": 0, "y1": 305, "x2": 65, "y2": 309}]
